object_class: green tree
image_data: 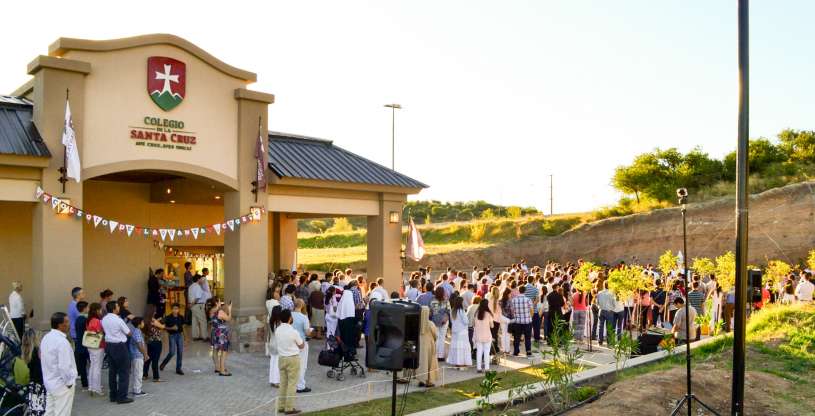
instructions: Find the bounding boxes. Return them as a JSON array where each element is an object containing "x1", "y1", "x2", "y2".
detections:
[
  {"x1": 777, "y1": 129, "x2": 815, "y2": 162},
  {"x1": 723, "y1": 138, "x2": 787, "y2": 180},
  {"x1": 680, "y1": 147, "x2": 723, "y2": 190}
]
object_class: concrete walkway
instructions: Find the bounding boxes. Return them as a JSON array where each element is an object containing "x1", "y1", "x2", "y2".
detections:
[{"x1": 70, "y1": 333, "x2": 623, "y2": 416}]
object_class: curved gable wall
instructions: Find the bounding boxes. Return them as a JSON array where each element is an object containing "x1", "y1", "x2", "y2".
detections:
[{"x1": 62, "y1": 43, "x2": 244, "y2": 184}]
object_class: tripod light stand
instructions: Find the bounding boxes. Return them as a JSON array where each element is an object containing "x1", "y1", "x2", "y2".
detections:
[{"x1": 670, "y1": 188, "x2": 720, "y2": 416}]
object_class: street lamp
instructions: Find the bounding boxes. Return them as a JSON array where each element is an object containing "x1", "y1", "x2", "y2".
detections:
[{"x1": 384, "y1": 104, "x2": 402, "y2": 170}]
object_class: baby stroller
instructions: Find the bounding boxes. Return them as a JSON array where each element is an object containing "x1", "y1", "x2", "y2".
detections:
[{"x1": 318, "y1": 335, "x2": 365, "y2": 381}]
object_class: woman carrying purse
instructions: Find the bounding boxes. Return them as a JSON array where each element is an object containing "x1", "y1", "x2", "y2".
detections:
[{"x1": 84, "y1": 303, "x2": 106, "y2": 396}]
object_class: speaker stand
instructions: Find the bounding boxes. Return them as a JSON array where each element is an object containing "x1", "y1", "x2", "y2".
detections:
[{"x1": 391, "y1": 370, "x2": 398, "y2": 416}]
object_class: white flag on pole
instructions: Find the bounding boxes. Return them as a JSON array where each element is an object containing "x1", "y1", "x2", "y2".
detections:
[
  {"x1": 62, "y1": 99, "x2": 81, "y2": 182},
  {"x1": 405, "y1": 217, "x2": 425, "y2": 261}
]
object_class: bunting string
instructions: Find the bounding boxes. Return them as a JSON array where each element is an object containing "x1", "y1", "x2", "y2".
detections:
[{"x1": 35, "y1": 186, "x2": 265, "y2": 241}]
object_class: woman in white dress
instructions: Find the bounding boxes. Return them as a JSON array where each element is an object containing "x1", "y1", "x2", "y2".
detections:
[
  {"x1": 268, "y1": 305, "x2": 282, "y2": 387},
  {"x1": 324, "y1": 286, "x2": 339, "y2": 338},
  {"x1": 446, "y1": 295, "x2": 472, "y2": 367},
  {"x1": 265, "y1": 283, "x2": 281, "y2": 357},
  {"x1": 498, "y1": 288, "x2": 513, "y2": 354}
]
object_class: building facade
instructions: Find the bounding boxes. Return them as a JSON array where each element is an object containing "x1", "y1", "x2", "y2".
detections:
[{"x1": 0, "y1": 34, "x2": 425, "y2": 350}]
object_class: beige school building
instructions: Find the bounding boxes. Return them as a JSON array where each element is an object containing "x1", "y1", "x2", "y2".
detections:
[{"x1": 0, "y1": 34, "x2": 425, "y2": 349}]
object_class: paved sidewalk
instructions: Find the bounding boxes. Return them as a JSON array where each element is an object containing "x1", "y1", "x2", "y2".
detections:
[{"x1": 71, "y1": 334, "x2": 621, "y2": 416}]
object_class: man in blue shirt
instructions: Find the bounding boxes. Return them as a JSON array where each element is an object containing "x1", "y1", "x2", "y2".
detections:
[
  {"x1": 439, "y1": 275, "x2": 454, "y2": 299},
  {"x1": 67, "y1": 287, "x2": 85, "y2": 340},
  {"x1": 292, "y1": 299, "x2": 312, "y2": 394},
  {"x1": 416, "y1": 282, "x2": 435, "y2": 307}
]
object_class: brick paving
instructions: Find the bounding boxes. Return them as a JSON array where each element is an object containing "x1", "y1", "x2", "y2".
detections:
[{"x1": 71, "y1": 332, "x2": 621, "y2": 416}]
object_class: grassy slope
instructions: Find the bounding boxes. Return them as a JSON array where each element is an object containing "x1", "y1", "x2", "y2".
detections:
[{"x1": 298, "y1": 214, "x2": 589, "y2": 270}]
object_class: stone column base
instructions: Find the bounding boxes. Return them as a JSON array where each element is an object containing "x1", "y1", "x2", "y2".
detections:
[{"x1": 234, "y1": 313, "x2": 268, "y2": 353}]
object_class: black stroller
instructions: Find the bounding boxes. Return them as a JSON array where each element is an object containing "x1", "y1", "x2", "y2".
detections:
[
  {"x1": 318, "y1": 335, "x2": 366, "y2": 381},
  {"x1": 0, "y1": 331, "x2": 41, "y2": 416}
]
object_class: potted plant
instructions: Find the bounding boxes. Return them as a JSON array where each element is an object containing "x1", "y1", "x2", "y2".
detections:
[{"x1": 695, "y1": 313, "x2": 711, "y2": 335}]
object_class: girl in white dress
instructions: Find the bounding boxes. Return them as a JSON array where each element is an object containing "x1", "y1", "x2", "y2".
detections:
[{"x1": 446, "y1": 295, "x2": 472, "y2": 367}]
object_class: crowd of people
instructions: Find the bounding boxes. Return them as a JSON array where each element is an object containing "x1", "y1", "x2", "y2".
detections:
[
  {"x1": 4, "y1": 262, "x2": 236, "y2": 416},
  {"x1": 5, "y1": 257, "x2": 814, "y2": 415}
]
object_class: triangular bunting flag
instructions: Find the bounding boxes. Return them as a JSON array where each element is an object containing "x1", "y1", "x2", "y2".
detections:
[
  {"x1": 191, "y1": 228, "x2": 199, "y2": 239},
  {"x1": 159, "y1": 229, "x2": 168, "y2": 240},
  {"x1": 168, "y1": 229, "x2": 176, "y2": 241},
  {"x1": 126, "y1": 224, "x2": 135, "y2": 237},
  {"x1": 85, "y1": 214, "x2": 92, "y2": 222},
  {"x1": 93, "y1": 216, "x2": 102, "y2": 227},
  {"x1": 183, "y1": 229, "x2": 190, "y2": 237},
  {"x1": 43, "y1": 194, "x2": 51, "y2": 203},
  {"x1": 51, "y1": 197, "x2": 60, "y2": 210},
  {"x1": 35, "y1": 187, "x2": 44, "y2": 199},
  {"x1": 101, "y1": 220, "x2": 108, "y2": 227},
  {"x1": 227, "y1": 219, "x2": 235, "y2": 231},
  {"x1": 213, "y1": 224, "x2": 221, "y2": 235},
  {"x1": 152, "y1": 230, "x2": 158, "y2": 237},
  {"x1": 108, "y1": 220, "x2": 119, "y2": 233},
  {"x1": 76, "y1": 210, "x2": 83, "y2": 218},
  {"x1": 118, "y1": 224, "x2": 125, "y2": 232}
]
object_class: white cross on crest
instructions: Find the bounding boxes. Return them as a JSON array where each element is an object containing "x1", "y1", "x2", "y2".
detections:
[{"x1": 155, "y1": 64, "x2": 179, "y2": 96}]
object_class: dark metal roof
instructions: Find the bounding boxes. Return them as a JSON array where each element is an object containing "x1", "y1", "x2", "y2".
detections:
[
  {"x1": 0, "y1": 96, "x2": 50, "y2": 157},
  {"x1": 268, "y1": 132, "x2": 427, "y2": 189}
]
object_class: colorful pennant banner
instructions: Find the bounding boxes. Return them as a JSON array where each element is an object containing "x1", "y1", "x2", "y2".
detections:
[{"x1": 35, "y1": 187, "x2": 265, "y2": 241}]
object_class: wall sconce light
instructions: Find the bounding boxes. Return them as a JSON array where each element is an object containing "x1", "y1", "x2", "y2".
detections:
[
  {"x1": 389, "y1": 211, "x2": 400, "y2": 224},
  {"x1": 57, "y1": 199, "x2": 72, "y2": 215}
]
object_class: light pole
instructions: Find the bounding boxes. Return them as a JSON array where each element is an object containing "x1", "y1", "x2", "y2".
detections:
[
  {"x1": 384, "y1": 104, "x2": 402, "y2": 170},
  {"x1": 733, "y1": 0, "x2": 750, "y2": 414}
]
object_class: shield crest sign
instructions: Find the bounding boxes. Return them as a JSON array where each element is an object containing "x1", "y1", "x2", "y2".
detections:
[{"x1": 147, "y1": 57, "x2": 186, "y2": 111}]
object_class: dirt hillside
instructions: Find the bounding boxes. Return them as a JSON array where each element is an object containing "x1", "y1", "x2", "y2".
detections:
[{"x1": 408, "y1": 181, "x2": 815, "y2": 268}]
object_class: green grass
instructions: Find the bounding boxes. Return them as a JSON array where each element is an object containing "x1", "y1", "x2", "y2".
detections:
[
  {"x1": 302, "y1": 366, "x2": 553, "y2": 416},
  {"x1": 618, "y1": 303, "x2": 815, "y2": 382},
  {"x1": 299, "y1": 242, "x2": 492, "y2": 272}
]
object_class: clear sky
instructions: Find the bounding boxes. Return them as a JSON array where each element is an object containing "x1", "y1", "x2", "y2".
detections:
[{"x1": 2, "y1": 1, "x2": 813, "y2": 213}]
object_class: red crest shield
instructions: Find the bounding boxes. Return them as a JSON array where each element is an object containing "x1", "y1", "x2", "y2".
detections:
[{"x1": 147, "y1": 57, "x2": 186, "y2": 111}]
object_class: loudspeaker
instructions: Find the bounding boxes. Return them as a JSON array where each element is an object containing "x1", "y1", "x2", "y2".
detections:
[
  {"x1": 634, "y1": 332, "x2": 662, "y2": 356},
  {"x1": 366, "y1": 301, "x2": 421, "y2": 371},
  {"x1": 748, "y1": 269, "x2": 763, "y2": 302}
]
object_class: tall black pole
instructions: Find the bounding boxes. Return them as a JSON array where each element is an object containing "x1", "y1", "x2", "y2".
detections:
[
  {"x1": 732, "y1": 0, "x2": 750, "y2": 414},
  {"x1": 681, "y1": 204, "x2": 692, "y2": 416}
]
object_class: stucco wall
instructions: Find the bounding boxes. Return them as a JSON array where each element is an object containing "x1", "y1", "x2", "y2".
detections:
[
  {"x1": 82, "y1": 180, "x2": 223, "y2": 315},
  {"x1": 0, "y1": 202, "x2": 33, "y2": 314},
  {"x1": 65, "y1": 45, "x2": 243, "y2": 183}
]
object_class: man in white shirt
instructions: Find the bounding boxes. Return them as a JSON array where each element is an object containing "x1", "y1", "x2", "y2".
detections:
[
  {"x1": 471, "y1": 266, "x2": 480, "y2": 284},
  {"x1": 796, "y1": 274, "x2": 814, "y2": 303},
  {"x1": 101, "y1": 302, "x2": 133, "y2": 404},
  {"x1": 41, "y1": 312, "x2": 77, "y2": 416},
  {"x1": 188, "y1": 275, "x2": 208, "y2": 341},
  {"x1": 672, "y1": 297, "x2": 697, "y2": 345},
  {"x1": 8, "y1": 281, "x2": 26, "y2": 338},
  {"x1": 276, "y1": 309, "x2": 305, "y2": 415}
]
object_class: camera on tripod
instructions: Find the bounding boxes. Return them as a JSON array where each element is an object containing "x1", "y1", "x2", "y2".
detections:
[{"x1": 677, "y1": 188, "x2": 688, "y2": 205}]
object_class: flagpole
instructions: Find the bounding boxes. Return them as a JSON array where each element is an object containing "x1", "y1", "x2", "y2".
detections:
[{"x1": 58, "y1": 89, "x2": 69, "y2": 194}]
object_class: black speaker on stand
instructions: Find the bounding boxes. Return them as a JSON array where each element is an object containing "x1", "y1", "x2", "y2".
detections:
[{"x1": 366, "y1": 300, "x2": 421, "y2": 416}]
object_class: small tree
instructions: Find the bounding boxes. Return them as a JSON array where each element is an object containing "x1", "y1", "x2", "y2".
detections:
[
  {"x1": 572, "y1": 262, "x2": 599, "y2": 293},
  {"x1": 715, "y1": 251, "x2": 736, "y2": 292},
  {"x1": 692, "y1": 257, "x2": 716, "y2": 279},
  {"x1": 765, "y1": 260, "x2": 792, "y2": 291},
  {"x1": 659, "y1": 250, "x2": 679, "y2": 277}
]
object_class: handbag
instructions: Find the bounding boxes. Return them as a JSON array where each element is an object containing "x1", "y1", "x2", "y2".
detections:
[
  {"x1": 318, "y1": 349, "x2": 341, "y2": 367},
  {"x1": 82, "y1": 330, "x2": 103, "y2": 349}
]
